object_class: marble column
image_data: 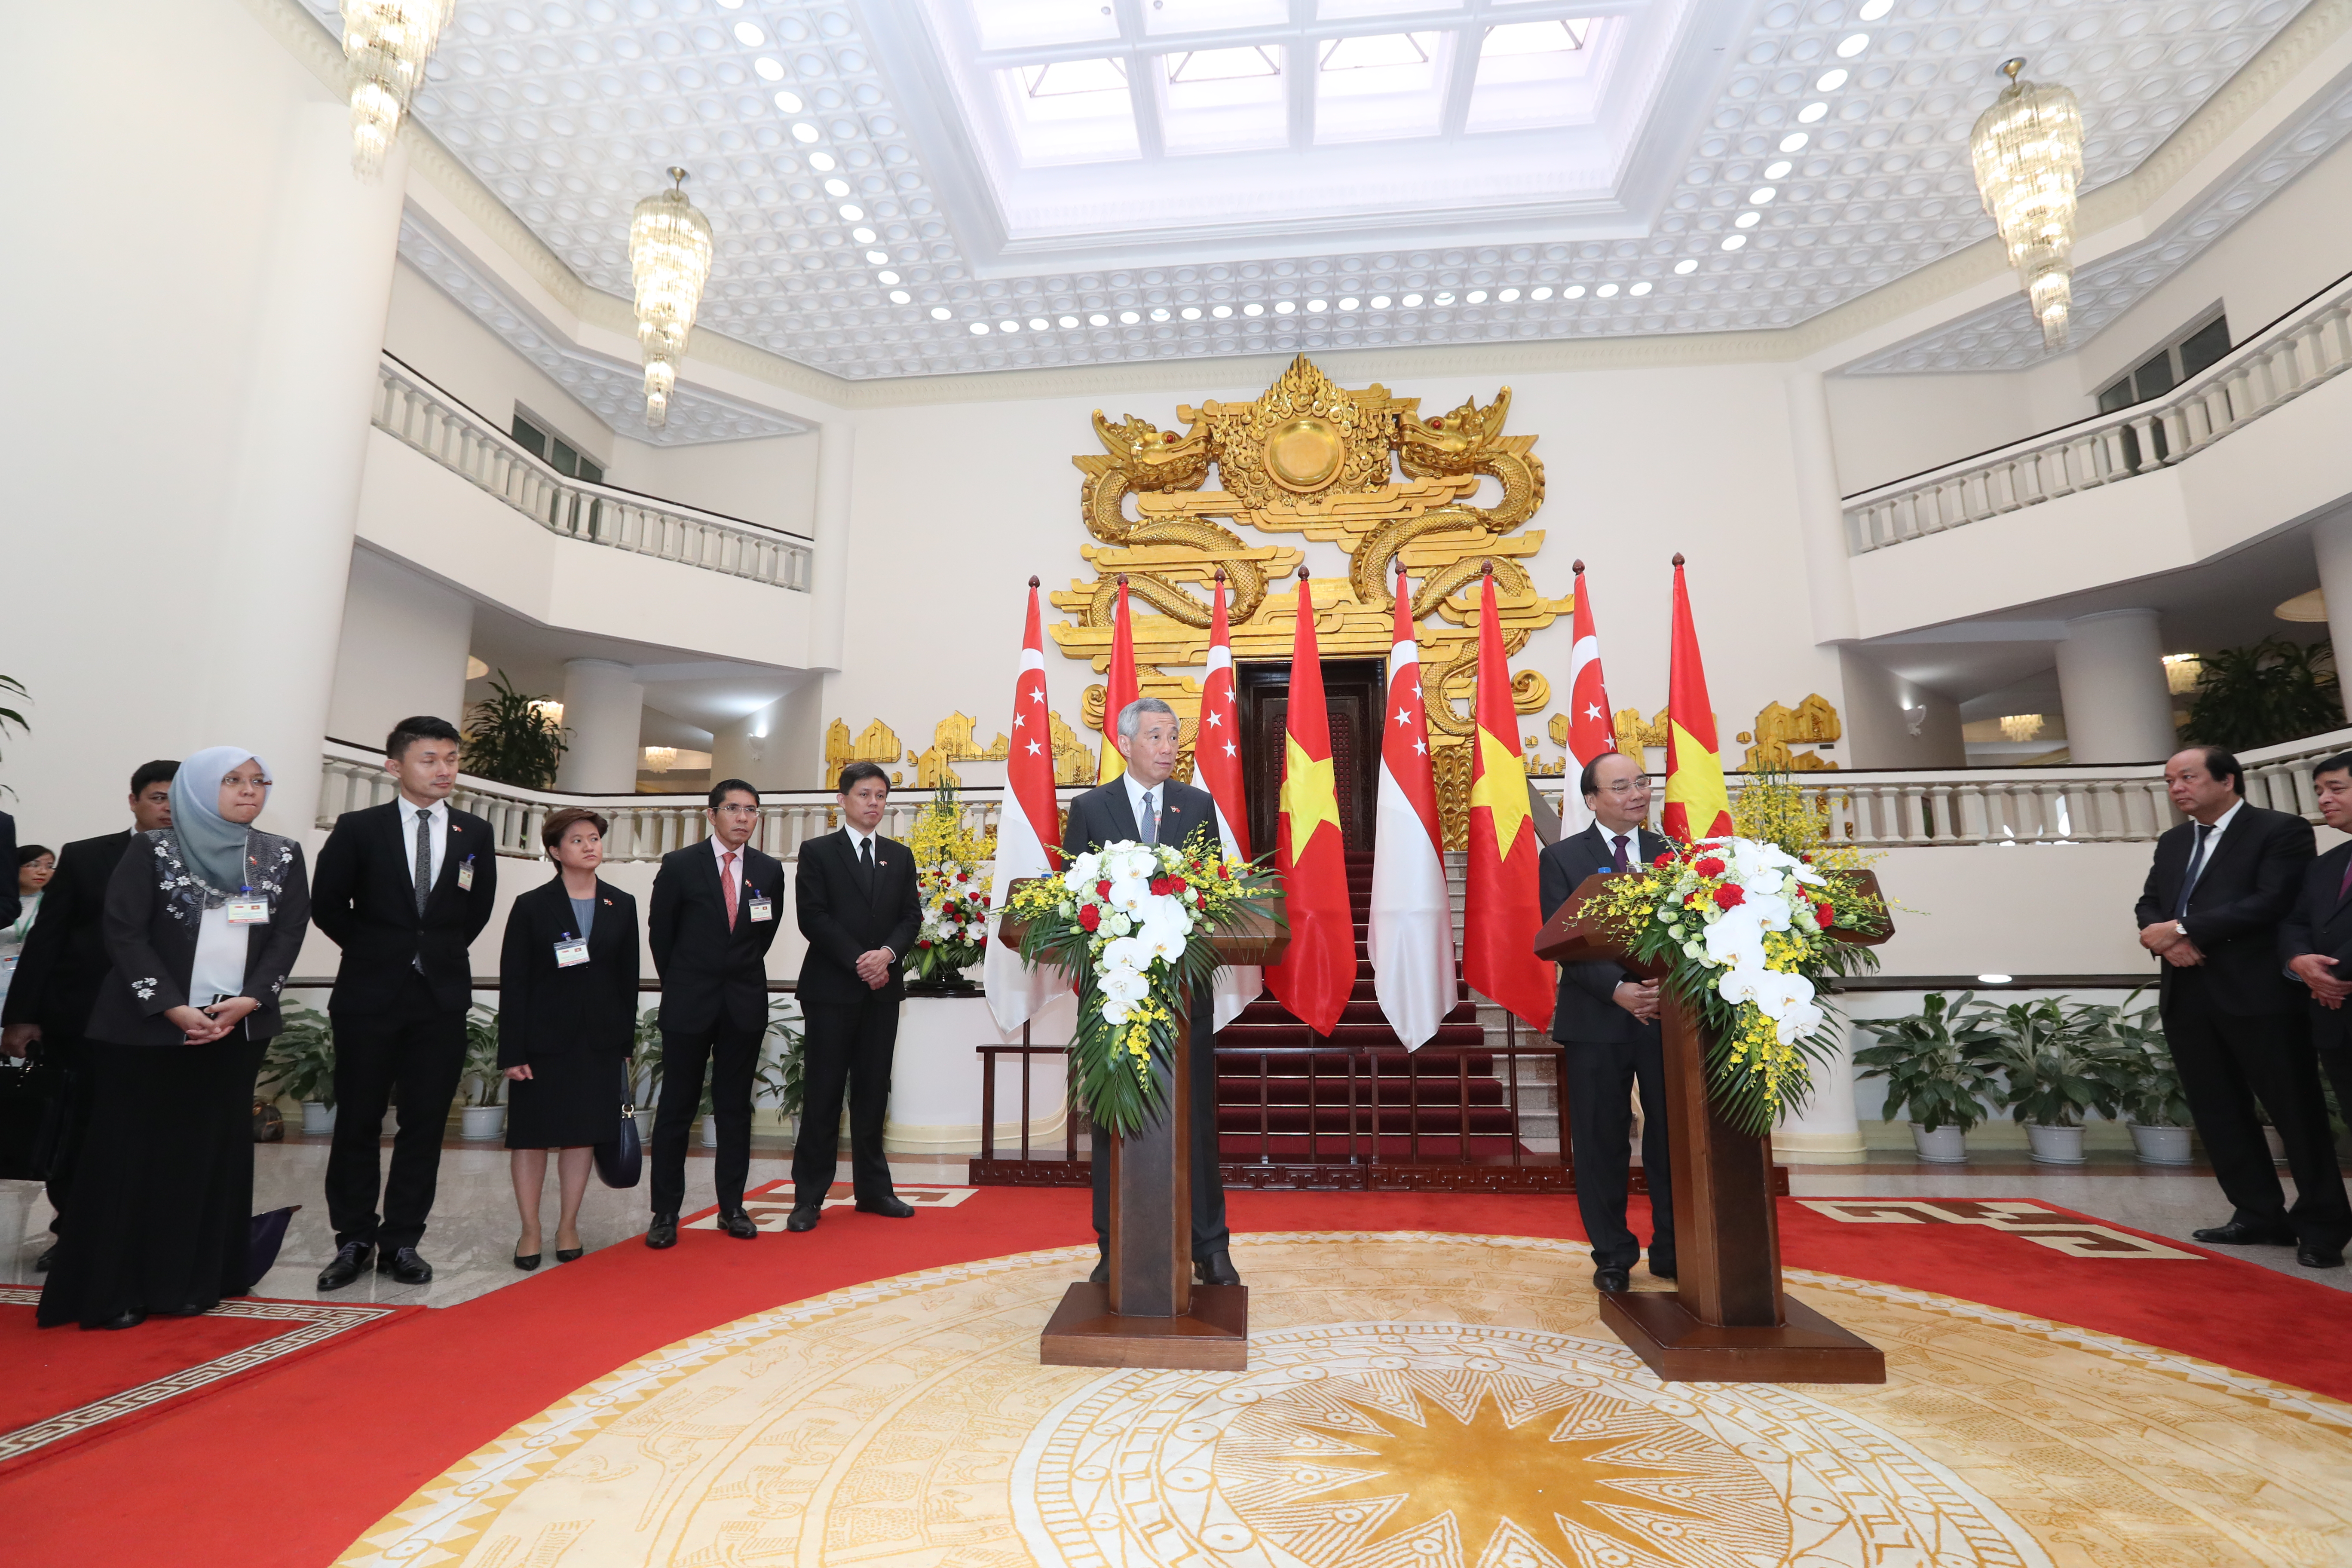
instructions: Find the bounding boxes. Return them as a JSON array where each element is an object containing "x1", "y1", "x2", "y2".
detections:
[
  {"x1": 196, "y1": 103, "x2": 407, "y2": 836},
  {"x1": 809, "y1": 422, "x2": 856, "y2": 673},
  {"x1": 2312, "y1": 510, "x2": 2352, "y2": 722},
  {"x1": 2054, "y1": 609, "x2": 2177, "y2": 764},
  {"x1": 554, "y1": 659, "x2": 645, "y2": 793},
  {"x1": 1786, "y1": 369, "x2": 1859, "y2": 646}
]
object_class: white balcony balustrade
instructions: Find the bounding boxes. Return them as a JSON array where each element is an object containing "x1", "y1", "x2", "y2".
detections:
[
  {"x1": 1846, "y1": 269, "x2": 2352, "y2": 555},
  {"x1": 371, "y1": 355, "x2": 813, "y2": 592}
]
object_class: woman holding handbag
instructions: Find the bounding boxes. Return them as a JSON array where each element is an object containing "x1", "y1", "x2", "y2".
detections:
[{"x1": 499, "y1": 807, "x2": 639, "y2": 1268}]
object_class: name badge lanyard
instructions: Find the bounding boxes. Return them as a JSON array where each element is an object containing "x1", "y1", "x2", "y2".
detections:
[{"x1": 555, "y1": 931, "x2": 591, "y2": 968}]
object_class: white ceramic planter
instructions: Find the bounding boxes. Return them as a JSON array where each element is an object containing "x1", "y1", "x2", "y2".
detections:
[
  {"x1": 633, "y1": 1108, "x2": 655, "y2": 1140},
  {"x1": 701, "y1": 1115, "x2": 721, "y2": 1148},
  {"x1": 2128, "y1": 1123, "x2": 2193, "y2": 1165},
  {"x1": 2263, "y1": 1125, "x2": 2288, "y2": 1164},
  {"x1": 301, "y1": 1102, "x2": 337, "y2": 1136},
  {"x1": 1909, "y1": 1122, "x2": 1968, "y2": 1163},
  {"x1": 460, "y1": 1104, "x2": 506, "y2": 1140},
  {"x1": 2024, "y1": 1122, "x2": 2086, "y2": 1164}
]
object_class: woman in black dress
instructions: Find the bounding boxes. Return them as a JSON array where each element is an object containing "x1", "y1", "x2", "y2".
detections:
[
  {"x1": 40, "y1": 747, "x2": 308, "y2": 1330},
  {"x1": 500, "y1": 806, "x2": 638, "y2": 1268}
]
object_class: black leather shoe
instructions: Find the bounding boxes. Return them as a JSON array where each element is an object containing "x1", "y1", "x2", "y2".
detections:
[
  {"x1": 1194, "y1": 1250, "x2": 1242, "y2": 1287},
  {"x1": 2298, "y1": 1243, "x2": 2346, "y2": 1269},
  {"x1": 1088, "y1": 1254, "x2": 1109, "y2": 1285},
  {"x1": 317, "y1": 1241, "x2": 373, "y2": 1291},
  {"x1": 1648, "y1": 1255, "x2": 1678, "y2": 1281},
  {"x1": 2193, "y1": 1221, "x2": 2296, "y2": 1246},
  {"x1": 1593, "y1": 1266, "x2": 1632, "y2": 1293},
  {"x1": 855, "y1": 1195, "x2": 916, "y2": 1218},
  {"x1": 94, "y1": 1309, "x2": 147, "y2": 1330},
  {"x1": 554, "y1": 1246, "x2": 584, "y2": 1263},
  {"x1": 34, "y1": 1243, "x2": 55, "y2": 1273},
  {"x1": 718, "y1": 1210, "x2": 759, "y2": 1240},
  {"x1": 377, "y1": 1246, "x2": 433, "y2": 1285},
  {"x1": 783, "y1": 1207, "x2": 820, "y2": 1233},
  {"x1": 646, "y1": 1213, "x2": 679, "y2": 1249},
  {"x1": 513, "y1": 1253, "x2": 541, "y2": 1271}
]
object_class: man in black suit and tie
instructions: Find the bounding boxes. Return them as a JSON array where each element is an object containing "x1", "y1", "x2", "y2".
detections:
[
  {"x1": 3, "y1": 761, "x2": 177, "y2": 1269},
  {"x1": 1538, "y1": 750, "x2": 1676, "y2": 1292},
  {"x1": 2275, "y1": 750, "x2": 2352, "y2": 1250},
  {"x1": 2137, "y1": 744, "x2": 2347, "y2": 1269},
  {"x1": 312, "y1": 717, "x2": 500, "y2": 1288},
  {"x1": 786, "y1": 762, "x2": 921, "y2": 1231},
  {"x1": 645, "y1": 778, "x2": 788, "y2": 1248},
  {"x1": 1063, "y1": 697, "x2": 1240, "y2": 1288}
]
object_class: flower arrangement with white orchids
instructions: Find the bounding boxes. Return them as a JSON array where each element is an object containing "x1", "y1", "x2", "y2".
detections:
[
  {"x1": 1004, "y1": 827, "x2": 1282, "y2": 1136},
  {"x1": 904, "y1": 782, "x2": 995, "y2": 986},
  {"x1": 1577, "y1": 834, "x2": 1887, "y2": 1135}
]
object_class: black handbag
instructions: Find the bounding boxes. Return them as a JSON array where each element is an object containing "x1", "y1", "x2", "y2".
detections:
[
  {"x1": 0, "y1": 1043, "x2": 67, "y2": 1181},
  {"x1": 595, "y1": 1100, "x2": 642, "y2": 1188}
]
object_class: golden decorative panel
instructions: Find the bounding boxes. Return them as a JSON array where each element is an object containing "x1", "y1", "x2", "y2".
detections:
[
  {"x1": 1053, "y1": 355, "x2": 1570, "y2": 748},
  {"x1": 822, "y1": 718, "x2": 903, "y2": 787},
  {"x1": 1738, "y1": 693, "x2": 1843, "y2": 772},
  {"x1": 906, "y1": 711, "x2": 1010, "y2": 788}
]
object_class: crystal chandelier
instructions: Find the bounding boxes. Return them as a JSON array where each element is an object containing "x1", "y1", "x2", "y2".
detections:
[
  {"x1": 628, "y1": 168, "x2": 714, "y2": 430},
  {"x1": 1970, "y1": 58, "x2": 2086, "y2": 350},
  {"x1": 340, "y1": 0, "x2": 457, "y2": 178}
]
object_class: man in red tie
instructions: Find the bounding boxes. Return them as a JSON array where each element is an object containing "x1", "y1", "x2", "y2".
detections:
[{"x1": 645, "y1": 779, "x2": 787, "y2": 1249}]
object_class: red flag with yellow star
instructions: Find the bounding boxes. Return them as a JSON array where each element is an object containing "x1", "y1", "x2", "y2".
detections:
[
  {"x1": 1463, "y1": 566, "x2": 1554, "y2": 1031},
  {"x1": 1264, "y1": 570, "x2": 1354, "y2": 1036},
  {"x1": 1096, "y1": 576, "x2": 1139, "y2": 784},
  {"x1": 1663, "y1": 553, "x2": 1735, "y2": 842}
]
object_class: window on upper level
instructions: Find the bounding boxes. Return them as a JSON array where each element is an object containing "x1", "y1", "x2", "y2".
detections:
[
  {"x1": 2096, "y1": 310, "x2": 2231, "y2": 413},
  {"x1": 511, "y1": 410, "x2": 605, "y2": 484}
]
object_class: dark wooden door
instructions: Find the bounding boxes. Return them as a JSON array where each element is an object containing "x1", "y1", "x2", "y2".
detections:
[{"x1": 1236, "y1": 658, "x2": 1384, "y2": 858}]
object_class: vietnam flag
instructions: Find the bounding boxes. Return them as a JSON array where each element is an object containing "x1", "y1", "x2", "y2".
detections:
[
  {"x1": 1368, "y1": 566, "x2": 1453, "y2": 1049},
  {"x1": 1263, "y1": 569, "x2": 1354, "y2": 1037},
  {"x1": 985, "y1": 576, "x2": 1066, "y2": 1034},
  {"x1": 1096, "y1": 575, "x2": 1139, "y2": 784},
  {"x1": 1562, "y1": 558, "x2": 1614, "y2": 837},
  {"x1": 1663, "y1": 552, "x2": 1734, "y2": 842},
  {"x1": 1196, "y1": 569, "x2": 1259, "y2": 1030},
  {"x1": 1462, "y1": 565, "x2": 1554, "y2": 1032}
]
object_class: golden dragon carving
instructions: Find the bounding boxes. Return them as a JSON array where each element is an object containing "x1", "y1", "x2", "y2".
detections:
[{"x1": 1072, "y1": 411, "x2": 1271, "y2": 628}]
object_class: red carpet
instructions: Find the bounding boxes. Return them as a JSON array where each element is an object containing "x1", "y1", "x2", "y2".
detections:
[
  {"x1": 4, "y1": 1185, "x2": 2349, "y2": 1568},
  {"x1": 0, "y1": 1286, "x2": 415, "y2": 1475}
]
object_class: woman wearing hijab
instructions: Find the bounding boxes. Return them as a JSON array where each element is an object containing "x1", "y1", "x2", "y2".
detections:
[
  {"x1": 38, "y1": 748, "x2": 310, "y2": 1330},
  {"x1": 499, "y1": 807, "x2": 638, "y2": 1268}
]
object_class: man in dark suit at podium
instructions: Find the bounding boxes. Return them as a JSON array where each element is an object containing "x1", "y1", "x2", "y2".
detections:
[
  {"x1": 787, "y1": 761, "x2": 921, "y2": 1231},
  {"x1": 644, "y1": 779, "x2": 788, "y2": 1249},
  {"x1": 1063, "y1": 697, "x2": 1238, "y2": 1289},
  {"x1": 2138, "y1": 744, "x2": 2345, "y2": 1269},
  {"x1": 1538, "y1": 750, "x2": 1676, "y2": 1292}
]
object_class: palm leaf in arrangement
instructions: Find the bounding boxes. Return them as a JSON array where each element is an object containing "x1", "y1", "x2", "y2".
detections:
[{"x1": 2178, "y1": 637, "x2": 2339, "y2": 750}]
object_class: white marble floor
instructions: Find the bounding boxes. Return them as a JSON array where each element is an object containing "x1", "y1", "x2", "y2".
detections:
[{"x1": 3, "y1": 1142, "x2": 2345, "y2": 1307}]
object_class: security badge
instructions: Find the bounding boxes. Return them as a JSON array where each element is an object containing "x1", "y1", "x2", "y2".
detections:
[
  {"x1": 554, "y1": 933, "x2": 590, "y2": 968},
  {"x1": 225, "y1": 893, "x2": 270, "y2": 925},
  {"x1": 748, "y1": 885, "x2": 774, "y2": 922},
  {"x1": 457, "y1": 854, "x2": 477, "y2": 893}
]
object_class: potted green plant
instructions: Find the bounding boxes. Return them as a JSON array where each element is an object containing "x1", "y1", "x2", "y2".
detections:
[
  {"x1": 458, "y1": 1002, "x2": 507, "y2": 1139},
  {"x1": 1853, "y1": 992, "x2": 2004, "y2": 1162},
  {"x1": 260, "y1": 1001, "x2": 337, "y2": 1135},
  {"x1": 1973, "y1": 995, "x2": 2135, "y2": 1164},
  {"x1": 463, "y1": 671, "x2": 570, "y2": 790},
  {"x1": 631, "y1": 1005, "x2": 664, "y2": 1137},
  {"x1": 2084, "y1": 990, "x2": 2193, "y2": 1164}
]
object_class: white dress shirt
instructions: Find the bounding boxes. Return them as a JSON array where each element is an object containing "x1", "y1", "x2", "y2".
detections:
[
  {"x1": 710, "y1": 834, "x2": 750, "y2": 905},
  {"x1": 2182, "y1": 797, "x2": 2244, "y2": 902},
  {"x1": 399, "y1": 795, "x2": 449, "y2": 893},
  {"x1": 1121, "y1": 772, "x2": 1170, "y2": 844},
  {"x1": 190, "y1": 906, "x2": 247, "y2": 1006}
]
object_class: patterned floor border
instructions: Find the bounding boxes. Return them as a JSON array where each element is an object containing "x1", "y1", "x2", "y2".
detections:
[
  {"x1": 0, "y1": 1286, "x2": 412, "y2": 1470},
  {"x1": 335, "y1": 1230, "x2": 2352, "y2": 1567}
]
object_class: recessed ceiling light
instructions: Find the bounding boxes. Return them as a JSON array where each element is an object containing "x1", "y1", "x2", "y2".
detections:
[
  {"x1": 865, "y1": 249, "x2": 888, "y2": 263},
  {"x1": 839, "y1": 204, "x2": 863, "y2": 220},
  {"x1": 1530, "y1": 286, "x2": 1552, "y2": 300},
  {"x1": 1029, "y1": 318, "x2": 1048, "y2": 330},
  {"x1": 877, "y1": 269, "x2": 899, "y2": 284},
  {"x1": 1764, "y1": 159, "x2": 1792, "y2": 179},
  {"x1": 1244, "y1": 302, "x2": 1264, "y2": 316},
  {"x1": 1307, "y1": 298, "x2": 1327, "y2": 312},
  {"x1": 1722, "y1": 235, "x2": 1747, "y2": 250},
  {"x1": 1735, "y1": 211, "x2": 1761, "y2": 228},
  {"x1": 1796, "y1": 101, "x2": 1828, "y2": 123},
  {"x1": 1213, "y1": 304, "x2": 1233, "y2": 317},
  {"x1": 1749, "y1": 186, "x2": 1777, "y2": 204},
  {"x1": 1150, "y1": 307, "x2": 1170, "y2": 321},
  {"x1": 774, "y1": 91, "x2": 803, "y2": 112},
  {"x1": 1371, "y1": 295, "x2": 1391, "y2": 308},
  {"x1": 1002, "y1": 320, "x2": 1022, "y2": 332},
  {"x1": 1779, "y1": 132, "x2": 1808, "y2": 152},
  {"x1": 1059, "y1": 315, "x2": 1078, "y2": 327},
  {"x1": 888, "y1": 289, "x2": 910, "y2": 303},
  {"x1": 1673, "y1": 258, "x2": 1697, "y2": 274},
  {"x1": 1835, "y1": 32, "x2": 1869, "y2": 57},
  {"x1": 717, "y1": 0, "x2": 743, "y2": 8},
  {"x1": 931, "y1": 306, "x2": 952, "y2": 320},
  {"x1": 792, "y1": 123, "x2": 819, "y2": 142},
  {"x1": 824, "y1": 178, "x2": 850, "y2": 196},
  {"x1": 1498, "y1": 287, "x2": 1519, "y2": 301},
  {"x1": 1434, "y1": 291, "x2": 1455, "y2": 305},
  {"x1": 1397, "y1": 293, "x2": 1418, "y2": 306},
  {"x1": 1629, "y1": 281, "x2": 1651, "y2": 296},
  {"x1": 733, "y1": 21, "x2": 764, "y2": 46},
  {"x1": 1119, "y1": 310, "x2": 1140, "y2": 323},
  {"x1": 1338, "y1": 297, "x2": 1358, "y2": 309},
  {"x1": 1182, "y1": 306, "x2": 1201, "y2": 319},
  {"x1": 1858, "y1": 0, "x2": 1892, "y2": 16},
  {"x1": 1815, "y1": 67, "x2": 1848, "y2": 92},
  {"x1": 1561, "y1": 285, "x2": 1583, "y2": 298},
  {"x1": 1465, "y1": 290, "x2": 1485, "y2": 303},
  {"x1": 755, "y1": 57, "x2": 784, "y2": 81},
  {"x1": 1089, "y1": 312, "x2": 1109, "y2": 325},
  {"x1": 969, "y1": 322, "x2": 989, "y2": 335},
  {"x1": 807, "y1": 151, "x2": 834, "y2": 170},
  {"x1": 1596, "y1": 283, "x2": 1618, "y2": 297}
]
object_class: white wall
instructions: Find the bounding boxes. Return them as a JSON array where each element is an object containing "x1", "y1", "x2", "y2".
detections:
[
  {"x1": 326, "y1": 548, "x2": 474, "y2": 747},
  {"x1": 603, "y1": 431, "x2": 820, "y2": 538},
  {"x1": 383, "y1": 260, "x2": 612, "y2": 469}
]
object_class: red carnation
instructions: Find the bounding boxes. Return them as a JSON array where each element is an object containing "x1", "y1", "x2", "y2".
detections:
[
  {"x1": 1150, "y1": 876, "x2": 1176, "y2": 896},
  {"x1": 1816, "y1": 901, "x2": 1835, "y2": 927},
  {"x1": 1078, "y1": 904, "x2": 1101, "y2": 931},
  {"x1": 1713, "y1": 884, "x2": 1745, "y2": 909},
  {"x1": 1096, "y1": 879, "x2": 1113, "y2": 899},
  {"x1": 917, "y1": 938, "x2": 933, "y2": 949},
  {"x1": 1653, "y1": 851, "x2": 1676, "y2": 868},
  {"x1": 1219, "y1": 864, "x2": 1231, "y2": 879},
  {"x1": 956, "y1": 870, "x2": 969, "y2": 882},
  {"x1": 1694, "y1": 856, "x2": 1725, "y2": 879}
]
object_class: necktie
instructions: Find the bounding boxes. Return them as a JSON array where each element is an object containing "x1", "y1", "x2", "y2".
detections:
[
  {"x1": 412, "y1": 810, "x2": 433, "y2": 918},
  {"x1": 2174, "y1": 823, "x2": 2212, "y2": 919},
  {"x1": 859, "y1": 834, "x2": 875, "y2": 893},
  {"x1": 721, "y1": 850, "x2": 739, "y2": 932},
  {"x1": 1140, "y1": 790, "x2": 1158, "y2": 845},
  {"x1": 1612, "y1": 833, "x2": 1630, "y2": 873},
  {"x1": 2339, "y1": 854, "x2": 2352, "y2": 904}
]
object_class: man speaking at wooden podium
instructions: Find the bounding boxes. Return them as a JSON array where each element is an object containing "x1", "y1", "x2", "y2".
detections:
[
  {"x1": 1063, "y1": 697, "x2": 1239, "y2": 1289},
  {"x1": 1539, "y1": 749, "x2": 1677, "y2": 1292}
]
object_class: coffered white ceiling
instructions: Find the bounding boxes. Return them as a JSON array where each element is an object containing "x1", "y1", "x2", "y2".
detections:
[{"x1": 301, "y1": 0, "x2": 2320, "y2": 385}]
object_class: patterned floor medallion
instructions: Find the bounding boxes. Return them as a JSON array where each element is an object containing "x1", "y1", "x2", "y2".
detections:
[{"x1": 337, "y1": 1234, "x2": 2352, "y2": 1568}]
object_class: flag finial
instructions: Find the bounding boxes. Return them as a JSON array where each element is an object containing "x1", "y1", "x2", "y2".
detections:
[
  {"x1": 1214, "y1": 565, "x2": 1226, "y2": 584},
  {"x1": 1672, "y1": 552, "x2": 1686, "y2": 566},
  {"x1": 1028, "y1": 574, "x2": 1039, "y2": 588},
  {"x1": 1117, "y1": 573, "x2": 1129, "y2": 586},
  {"x1": 1296, "y1": 564, "x2": 1310, "y2": 581},
  {"x1": 1481, "y1": 558, "x2": 1494, "y2": 577},
  {"x1": 1573, "y1": 558, "x2": 1585, "y2": 573}
]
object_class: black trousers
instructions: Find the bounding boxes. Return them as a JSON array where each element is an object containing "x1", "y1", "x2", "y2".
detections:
[
  {"x1": 1093, "y1": 989, "x2": 1228, "y2": 1262},
  {"x1": 2324, "y1": 1047, "x2": 2352, "y2": 1143},
  {"x1": 42, "y1": 1033, "x2": 93, "y2": 1237},
  {"x1": 1559, "y1": 1032, "x2": 1675, "y2": 1272},
  {"x1": 648, "y1": 1017, "x2": 762, "y2": 1219},
  {"x1": 793, "y1": 996, "x2": 901, "y2": 1207},
  {"x1": 327, "y1": 974, "x2": 468, "y2": 1252},
  {"x1": 2162, "y1": 979, "x2": 2351, "y2": 1246}
]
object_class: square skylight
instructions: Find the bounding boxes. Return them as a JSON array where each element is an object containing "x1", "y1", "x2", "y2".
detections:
[
  {"x1": 992, "y1": 58, "x2": 1141, "y2": 164},
  {"x1": 1319, "y1": 0, "x2": 1463, "y2": 16},
  {"x1": 1464, "y1": 17, "x2": 1605, "y2": 133},
  {"x1": 1316, "y1": 31, "x2": 1448, "y2": 144},
  {"x1": 1145, "y1": 0, "x2": 1289, "y2": 34},
  {"x1": 970, "y1": 0, "x2": 1119, "y2": 51},
  {"x1": 1161, "y1": 46, "x2": 1289, "y2": 155}
]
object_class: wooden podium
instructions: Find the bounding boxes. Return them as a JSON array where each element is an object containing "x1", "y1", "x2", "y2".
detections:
[
  {"x1": 1002, "y1": 894, "x2": 1288, "y2": 1371},
  {"x1": 1534, "y1": 872, "x2": 1890, "y2": 1384}
]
